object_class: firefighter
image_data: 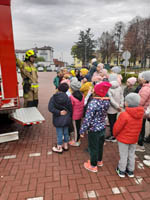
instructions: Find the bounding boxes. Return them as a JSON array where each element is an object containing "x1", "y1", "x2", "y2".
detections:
[{"x1": 16, "y1": 50, "x2": 39, "y2": 107}]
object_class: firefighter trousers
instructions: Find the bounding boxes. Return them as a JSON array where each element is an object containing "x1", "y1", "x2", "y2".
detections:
[{"x1": 24, "y1": 90, "x2": 38, "y2": 107}]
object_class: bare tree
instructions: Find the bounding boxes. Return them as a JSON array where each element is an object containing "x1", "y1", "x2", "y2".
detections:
[
  {"x1": 123, "y1": 16, "x2": 142, "y2": 66},
  {"x1": 138, "y1": 17, "x2": 150, "y2": 67},
  {"x1": 113, "y1": 21, "x2": 126, "y2": 65},
  {"x1": 97, "y1": 31, "x2": 115, "y2": 64}
]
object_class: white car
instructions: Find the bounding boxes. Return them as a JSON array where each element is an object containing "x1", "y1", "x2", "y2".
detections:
[
  {"x1": 38, "y1": 67, "x2": 44, "y2": 72},
  {"x1": 46, "y1": 66, "x2": 52, "y2": 72}
]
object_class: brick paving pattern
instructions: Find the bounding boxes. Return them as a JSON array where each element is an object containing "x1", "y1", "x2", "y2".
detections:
[{"x1": 0, "y1": 72, "x2": 150, "y2": 200}]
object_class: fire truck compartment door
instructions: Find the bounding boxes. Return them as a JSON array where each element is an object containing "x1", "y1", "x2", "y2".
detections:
[{"x1": 10, "y1": 107, "x2": 45, "y2": 125}]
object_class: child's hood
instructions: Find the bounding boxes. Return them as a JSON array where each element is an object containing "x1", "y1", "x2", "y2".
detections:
[
  {"x1": 53, "y1": 92, "x2": 68, "y2": 105},
  {"x1": 126, "y1": 107, "x2": 144, "y2": 119},
  {"x1": 110, "y1": 81, "x2": 119, "y2": 89},
  {"x1": 72, "y1": 91, "x2": 83, "y2": 101}
]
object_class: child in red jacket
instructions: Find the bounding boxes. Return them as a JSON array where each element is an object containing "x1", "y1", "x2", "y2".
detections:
[{"x1": 113, "y1": 93, "x2": 144, "y2": 178}]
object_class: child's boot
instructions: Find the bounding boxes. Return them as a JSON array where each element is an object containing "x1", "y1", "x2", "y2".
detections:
[{"x1": 52, "y1": 145, "x2": 63, "y2": 154}]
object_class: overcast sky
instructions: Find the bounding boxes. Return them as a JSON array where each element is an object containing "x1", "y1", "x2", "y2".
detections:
[{"x1": 11, "y1": 0, "x2": 150, "y2": 64}]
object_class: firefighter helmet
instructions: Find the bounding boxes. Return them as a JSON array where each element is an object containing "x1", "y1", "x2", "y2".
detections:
[{"x1": 25, "y1": 50, "x2": 36, "y2": 60}]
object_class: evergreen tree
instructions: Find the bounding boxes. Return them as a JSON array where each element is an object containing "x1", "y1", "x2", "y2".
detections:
[{"x1": 71, "y1": 28, "x2": 96, "y2": 66}]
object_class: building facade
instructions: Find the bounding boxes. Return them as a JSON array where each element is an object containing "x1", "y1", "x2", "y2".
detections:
[{"x1": 15, "y1": 46, "x2": 54, "y2": 67}]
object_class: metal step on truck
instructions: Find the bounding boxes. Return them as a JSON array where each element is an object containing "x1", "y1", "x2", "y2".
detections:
[{"x1": 0, "y1": 0, "x2": 45, "y2": 143}]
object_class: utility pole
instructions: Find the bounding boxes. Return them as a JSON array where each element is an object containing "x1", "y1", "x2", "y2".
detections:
[
  {"x1": 115, "y1": 25, "x2": 121, "y2": 65},
  {"x1": 84, "y1": 38, "x2": 87, "y2": 66}
]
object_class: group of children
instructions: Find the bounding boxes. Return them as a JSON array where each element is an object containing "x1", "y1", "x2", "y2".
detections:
[{"x1": 49, "y1": 58, "x2": 150, "y2": 177}]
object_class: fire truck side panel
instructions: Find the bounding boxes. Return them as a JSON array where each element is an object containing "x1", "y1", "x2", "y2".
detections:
[
  {"x1": 0, "y1": 1, "x2": 18, "y2": 99},
  {"x1": 0, "y1": 0, "x2": 10, "y2": 6}
]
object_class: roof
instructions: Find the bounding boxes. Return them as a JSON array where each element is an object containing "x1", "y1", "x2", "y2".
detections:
[{"x1": 34, "y1": 46, "x2": 54, "y2": 51}]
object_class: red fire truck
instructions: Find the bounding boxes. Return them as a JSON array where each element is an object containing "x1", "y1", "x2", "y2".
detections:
[{"x1": 0, "y1": 0, "x2": 45, "y2": 143}]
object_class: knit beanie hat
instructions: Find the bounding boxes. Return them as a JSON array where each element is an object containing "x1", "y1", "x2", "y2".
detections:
[
  {"x1": 111, "y1": 66, "x2": 121, "y2": 74},
  {"x1": 91, "y1": 58, "x2": 97, "y2": 64},
  {"x1": 142, "y1": 71, "x2": 150, "y2": 82},
  {"x1": 70, "y1": 77, "x2": 78, "y2": 83},
  {"x1": 97, "y1": 63, "x2": 104, "y2": 70},
  {"x1": 70, "y1": 80, "x2": 81, "y2": 92},
  {"x1": 127, "y1": 77, "x2": 137, "y2": 85},
  {"x1": 125, "y1": 93, "x2": 140, "y2": 107},
  {"x1": 58, "y1": 83, "x2": 69, "y2": 92},
  {"x1": 80, "y1": 68, "x2": 89, "y2": 76},
  {"x1": 94, "y1": 81, "x2": 112, "y2": 97},
  {"x1": 108, "y1": 74, "x2": 118, "y2": 82}
]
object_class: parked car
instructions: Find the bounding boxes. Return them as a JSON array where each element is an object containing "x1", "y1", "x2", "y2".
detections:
[
  {"x1": 38, "y1": 66, "x2": 44, "y2": 72},
  {"x1": 46, "y1": 66, "x2": 52, "y2": 72}
]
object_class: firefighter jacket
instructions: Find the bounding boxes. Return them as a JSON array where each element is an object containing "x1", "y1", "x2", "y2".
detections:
[{"x1": 16, "y1": 58, "x2": 39, "y2": 93}]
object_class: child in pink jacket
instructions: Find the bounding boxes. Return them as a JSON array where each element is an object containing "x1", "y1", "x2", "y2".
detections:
[
  {"x1": 69, "y1": 79, "x2": 84, "y2": 146},
  {"x1": 136, "y1": 71, "x2": 150, "y2": 152}
]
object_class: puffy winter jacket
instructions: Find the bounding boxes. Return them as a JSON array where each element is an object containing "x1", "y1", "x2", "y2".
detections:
[
  {"x1": 48, "y1": 92, "x2": 72, "y2": 127},
  {"x1": 107, "y1": 81, "x2": 124, "y2": 114},
  {"x1": 139, "y1": 83, "x2": 150, "y2": 115},
  {"x1": 80, "y1": 97, "x2": 110, "y2": 134},
  {"x1": 113, "y1": 107, "x2": 144, "y2": 144},
  {"x1": 70, "y1": 91, "x2": 84, "y2": 120}
]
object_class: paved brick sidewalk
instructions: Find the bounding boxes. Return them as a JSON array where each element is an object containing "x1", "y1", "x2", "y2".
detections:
[{"x1": 0, "y1": 72, "x2": 150, "y2": 200}]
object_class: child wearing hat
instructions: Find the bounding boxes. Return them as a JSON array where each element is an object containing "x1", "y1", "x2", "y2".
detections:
[
  {"x1": 113, "y1": 93, "x2": 144, "y2": 178},
  {"x1": 80, "y1": 74, "x2": 93, "y2": 98},
  {"x1": 91, "y1": 63, "x2": 104, "y2": 83},
  {"x1": 106, "y1": 74, "x2": 124, "y2": 142},
  {"x1": 69, "y1": 79, "x2": 84, "y2": 147},
  {"x1": 136, "y1": 71, "x2": 150, "y2": 152},
  {"x1": 48, "y1": 83, "x2": 72, "y2": 153},
  {"x1": 123, "y1": 77, "x2": 137, "y2": 97},
  {"x1": 53, "y1": 70, "x2": 62, "y2": 89},
  {"x1": 80, "y1": 82, "x2": 112, "y2": 172},
  {"x1": 111, "y1": 66, "x2": 122, "y2": 85},
  {"x1": 135, "y1": 72, "x2": 144, "y2": 93},
  {"x1": 88, "y1": 58, "x2": 98, "y2": 80}
]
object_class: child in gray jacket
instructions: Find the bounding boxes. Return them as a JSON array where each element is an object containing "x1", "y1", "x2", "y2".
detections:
[{"x1": 106, "y1": 74, "x2": 124, "y2": 142}]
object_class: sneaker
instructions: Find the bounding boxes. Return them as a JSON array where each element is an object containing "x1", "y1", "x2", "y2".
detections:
[
  {"x1": 144, "y1": 155, "x2": 150, "y2": 160},
  {"x1": 97, "y1": 161, "x2": 103, "y2": 167},
  {"x1": 105, "y1": 136, "x2": 111, "y2": 140},
  {"x1": 52, "y1": 145, "x2": 63, "y2": 154},
  {"x1": 135, "y1": 144, "x2": 145, "y2": 152},
  {"x1": 143, "y1": 160, "x2": 150, "y2": 167},
  {"x1": 84, "y1": 161, "x2": 98, "y2": 173},
  {"x1": 69, "y1": 140, "x2": 81, "y2": 147},
  {"x1": 126, "y1": 169, "x2": 134, "y2": 178},
  {"x1": 105, "y1": 136, "x2": 117, "y2": 142},
  {"x1": 116, "y1": 167, "x2": 125, "y2": 178},
  {"x1": 144, "y1": 136, "x2": 150, "y2": 143}
]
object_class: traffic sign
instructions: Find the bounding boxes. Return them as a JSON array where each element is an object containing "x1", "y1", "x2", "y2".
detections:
[
  {"x1": 123, "y1": 60, "x2": 129, "y2": 67},
  {"x1": 122, "y1": 50, "x2": 131, "y2": 60}
]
